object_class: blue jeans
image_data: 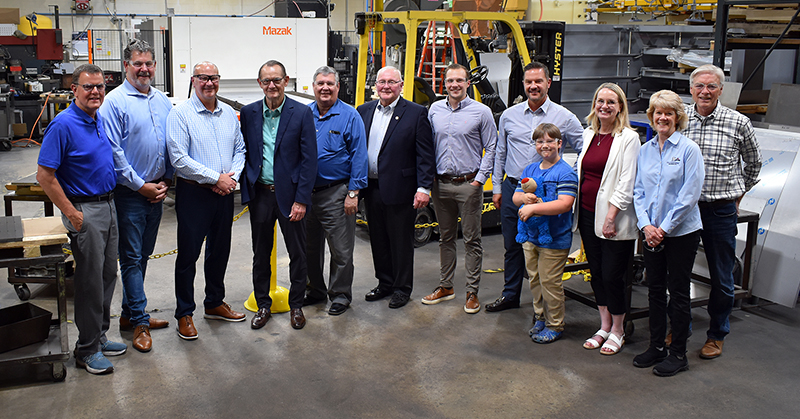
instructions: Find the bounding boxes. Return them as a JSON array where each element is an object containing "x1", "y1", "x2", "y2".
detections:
[
  {"x1": 500, "y1": 177, "x2": 526, "y2": 303},
  {"x1": 699, "y1": 201, "x2": 738, "y2": 341},
  {"x1": 115, "y1": 186, "x2": 163, "y2": 326}
]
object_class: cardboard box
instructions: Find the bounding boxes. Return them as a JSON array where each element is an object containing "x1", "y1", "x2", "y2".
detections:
[
  {"x1": 0, "y1": 303, "x2": 52, "y2": 353},
  {"x1": 12, "y1": 123, "x2": 27, "y2": 137},
  {"x1": 0, "y1": 8, "x2": 20, "y2": 25}
]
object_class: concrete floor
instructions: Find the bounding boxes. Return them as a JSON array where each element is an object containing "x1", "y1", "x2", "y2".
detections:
[{"x1": 1, "y1": 144, "x2": 799, "y2": 418}]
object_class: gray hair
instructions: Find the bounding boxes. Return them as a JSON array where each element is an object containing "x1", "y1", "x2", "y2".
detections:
[
  {"x1": 313, "y1": 66, "x2": 339, "y2": 84},
  {"x1": 72, "y1": 64, "x2": 104, "y2": 83},
  {"x1": 690, "y1": 64, "x2": 725, "y2": 87},
  {"x1": 124, "y1": 38, "x2": 155, "y2": 62},
  {"x1": 377, "y1": 66, "x2": 403, "y2": 82}
]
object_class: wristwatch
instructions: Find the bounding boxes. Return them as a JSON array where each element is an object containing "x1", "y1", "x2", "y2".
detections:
[{"x1": 348, "y1": 191, "x2": 358, "y2": 199}]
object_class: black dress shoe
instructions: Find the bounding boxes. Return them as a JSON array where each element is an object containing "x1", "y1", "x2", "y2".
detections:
[
  {"x1": 388, "y1": 292, "x2": 410, "y2": 309},
  {"x1": 329, "y1": 303, "x2": 348, "y2": 316},
  {"x1": 251, "y1": 308, "x2": 271, "y2": 329},
  {"x1": 290, "y1": 308, "x2": 306, "y2": 329},
  {"x1": 365, "y1": 286, "x2": 392, "y2": 302},
  {"x1": 485, "y1": 296, "x2": 520, "y2": 312},
  {"x1": 303, "y1": 294, "x2": 326, "y2": 307}
]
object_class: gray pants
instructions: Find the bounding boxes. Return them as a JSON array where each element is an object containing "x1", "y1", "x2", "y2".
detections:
[
  {"x1": 431, "y1": 180, "x2": 483, "y2": 293},
  {"x1": 63, "y1": 200, "x2": 118, "y2": 359},
  {"x1": 306, "y1": 183, "x2": 355, "y2": 305}
]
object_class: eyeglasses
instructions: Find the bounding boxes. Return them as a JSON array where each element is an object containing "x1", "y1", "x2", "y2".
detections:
[
  {"x1": 259, "y1": 77, "x2": 285, "y2": 86},
  {"x1": 130, "y1": 61, "x2": 155, "y2": 68},
  {"x1": 375, "y1": 80, "x2": 401, "y2": 86},
  {"x1": 692, "y1": 83, "x2": 720, "y2": 92},
  {"x1": 534, "y1": 139, "x2": 558, "y2": 145},
  {"x1": 75, "y1": 83, "x2": 106, "y2": 92},
  {"x1": 595, "y1": 98, "x2": 617, "y2": 106},
  {"x1": 194, "y1": 74, "x2": 220, "y2": 83},
  {"x1": 445, "y1": 78, "x2": 467, "y2": 84}
]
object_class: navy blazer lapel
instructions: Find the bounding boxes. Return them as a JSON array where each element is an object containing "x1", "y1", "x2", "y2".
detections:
[
  {"x1": 250, "y1": 101, "x2": 264, "y2": 152},
  {"x1": 275, "y1": 97, "x2": 293, "y2": 149},
  {"x1": 381, "y1": 98, "x2": 406, "y2": 154}
]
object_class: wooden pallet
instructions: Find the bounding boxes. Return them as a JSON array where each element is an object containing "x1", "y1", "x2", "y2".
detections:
[
  {"x1": 5, "y1": 183, "x2": 46, "y2": 196},
  {"x1": 715, "y1": 6, "x2": 800, "y2": 24}
]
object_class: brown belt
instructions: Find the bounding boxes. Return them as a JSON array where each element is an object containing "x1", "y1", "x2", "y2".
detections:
[
  {"x1": 256, "y1": 182, "x2": 276, "y2": 191},
  {"x1": 178, "y1": 177, "x2": 214, "y2": 190},
  {"x1": 438, "y1": 171, "x2": 478, "y2": 184}
]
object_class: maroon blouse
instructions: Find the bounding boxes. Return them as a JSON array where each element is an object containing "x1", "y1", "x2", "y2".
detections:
[{"x1": 580, "y1": 132, "x2": 614, "y2": 212}]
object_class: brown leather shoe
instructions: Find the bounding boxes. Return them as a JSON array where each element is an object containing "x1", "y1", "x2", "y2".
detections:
[
  {"x1": 700, "y1": 338, "x2": 724, "y2": 359},
  {"x1": 421, "y1": 286, "x2": 455, "y2": 305},
  {"x1": 203, "y1": 302, "x2": 246, "y2": 322},
  {"x1": 120, "y1": 317, "x2": 170, "y2": 331},
  {"x1": 251, "y1": 308, "x2": 271, "y2": 329},
  {"x1": 177, "y1": 315, "x2": 198, "y2": 340},
  {"x1": 133, "y1": 325, "x2": 152, "y2": 352},
  {"x1": 290, "y1": 308, "x2": 306, "y2": 330},
  {"x1": 464, "y1": 292, "x2": 480, "y2": 314}
]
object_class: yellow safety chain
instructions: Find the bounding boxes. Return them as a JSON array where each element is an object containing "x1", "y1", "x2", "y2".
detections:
[{"x1": 61, "y1": 206, "x2": 251, "y2": 260}]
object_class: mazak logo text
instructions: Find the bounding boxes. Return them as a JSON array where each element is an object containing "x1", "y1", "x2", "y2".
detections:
[{"x1": 263, "y1": 26, "x2": 292, "y2": 35}]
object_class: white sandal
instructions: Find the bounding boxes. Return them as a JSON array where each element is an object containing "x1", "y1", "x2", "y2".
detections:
[
  {"x1": 600, "y1": 333, "x2": 624, "y2": 355},
  {"x1": 583, "y1": 329, "x2": 610, "y2": 350}
]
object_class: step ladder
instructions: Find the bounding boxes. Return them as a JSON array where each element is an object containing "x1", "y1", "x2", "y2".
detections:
[{"x1": 416, "y1": 21, "x2": 459, "y2": 95}]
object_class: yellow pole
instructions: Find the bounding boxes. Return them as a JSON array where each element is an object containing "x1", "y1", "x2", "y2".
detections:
[{"x1": 244, "y1": 221, "x2": 290, "y2": 313}]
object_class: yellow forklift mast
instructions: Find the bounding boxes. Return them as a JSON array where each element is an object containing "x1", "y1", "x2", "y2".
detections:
[{"x1": 353, "y1": 6, "x2": 533, "y2": 107}]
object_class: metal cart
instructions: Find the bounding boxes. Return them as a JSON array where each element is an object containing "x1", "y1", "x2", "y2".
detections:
[{"x1": 0, "y1": 219, "x2": 70, "y2": 382}]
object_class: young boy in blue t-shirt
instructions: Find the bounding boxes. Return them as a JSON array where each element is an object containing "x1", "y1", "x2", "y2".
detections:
[{"x1": 513, "y1": 123, "x2": 578, "y2": 343}]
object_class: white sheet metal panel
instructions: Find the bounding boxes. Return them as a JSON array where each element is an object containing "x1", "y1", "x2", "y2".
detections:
[
  {"x1": 169, "y1": 16, "x2": 327, "y2": 100},
  {"x1": 742, "y1": 128, "x2": 800, "y2": 307}
]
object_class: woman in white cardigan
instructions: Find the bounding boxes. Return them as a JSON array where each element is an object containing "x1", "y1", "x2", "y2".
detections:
[{"x1": 574, "y1": 83, "x2": 640, "y2": 355}]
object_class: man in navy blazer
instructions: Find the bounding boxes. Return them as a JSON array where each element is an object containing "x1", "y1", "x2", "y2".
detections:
[
  {"x1": 356, "y1": 66, "x2": 435, "y2": 309},
  {"x1": 240, "y1": 60, "x2": 317, "y2": 330}
]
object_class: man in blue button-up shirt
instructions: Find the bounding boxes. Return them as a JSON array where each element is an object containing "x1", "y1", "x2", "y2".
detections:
[
  {"x1": 167, "y1": 61, "x2": 247, "y2": 340},
  {"x1": 422, "y1": 64, "x2": 496, "y2": 314},
  {"x1": 304, "y1": 66, "x2": 367, "y2": 316},
  {"x1": 99, "y1": 39, "x2": 173, "y2": 352}
]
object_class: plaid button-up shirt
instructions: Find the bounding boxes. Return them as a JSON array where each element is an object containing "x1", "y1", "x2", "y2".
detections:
[{"x1": 684, "y1": 103, "x2": 761, "y2": 202}]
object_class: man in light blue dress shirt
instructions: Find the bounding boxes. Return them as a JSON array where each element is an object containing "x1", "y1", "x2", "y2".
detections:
[
  {"x1": 99, "y1": 39, "x2": 173, "y2": 352},
  {"x1": 421, "y1": 64, "x2": 496, "y2": 314},
  {"x1": 487, "y1": 61, "x2": 584, "y2": 312},
  {"x1": 166, "y1": 61, "x2": 247, "y2": 340}
]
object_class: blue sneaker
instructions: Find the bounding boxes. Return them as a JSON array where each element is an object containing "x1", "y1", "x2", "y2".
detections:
[
  {"x1": 532, "y1": 327, "x2": 563, "y2": 344},
  {"x1": 76, "y1": 352, "x2": 114, "y2": 374},
  {"x1": 528, "y1": 320, "x2": 546, "y2": 337},
  {"x1": 101, "y1": 340, "x2": 127, "y2": 356}
]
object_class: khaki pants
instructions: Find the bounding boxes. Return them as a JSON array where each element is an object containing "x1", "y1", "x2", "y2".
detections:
[{"x1": 522, "y1": 242, "x2": 569, "y2": 332}]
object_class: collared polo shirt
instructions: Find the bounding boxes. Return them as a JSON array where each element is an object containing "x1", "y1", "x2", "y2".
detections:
[{"x1": 38, "y1": 101, "x2": 117, "y2": 197}]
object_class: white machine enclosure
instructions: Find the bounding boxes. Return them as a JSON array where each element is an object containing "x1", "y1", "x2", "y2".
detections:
[
  {"x1": 169, "y1": 16, "x2": 327, "y2": 102},
  {"x1": 738, "y1": 128, "x2": 800, "y2": 308}
]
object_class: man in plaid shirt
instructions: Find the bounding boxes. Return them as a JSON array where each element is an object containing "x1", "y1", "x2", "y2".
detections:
[{"x1": 684, "y1": 64, "x2": 761, "y2": 360}]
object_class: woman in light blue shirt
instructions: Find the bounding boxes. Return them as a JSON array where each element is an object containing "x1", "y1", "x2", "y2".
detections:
[{"x1": 632, "y1": 90, "x2": 704, "y2": 377}]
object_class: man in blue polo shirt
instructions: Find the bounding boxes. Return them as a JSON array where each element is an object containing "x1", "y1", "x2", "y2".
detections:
[
  {"x1": 38, "y1": 64, "x2": 126, "y2": 375},
  {"x1": 303, "y1": 66, "x2": 367, "y2": 316},
  {"x1": 99, "y1": 39, "x2": 174, "y2": 353}
]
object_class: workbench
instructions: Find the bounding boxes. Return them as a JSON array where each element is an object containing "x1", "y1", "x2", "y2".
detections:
[
  {"x1": 0, "y1": 217, "x2": 70, "y2": 382},
  {"x1": 563, "y1": 209, "x2": 760, "y2": 337}
]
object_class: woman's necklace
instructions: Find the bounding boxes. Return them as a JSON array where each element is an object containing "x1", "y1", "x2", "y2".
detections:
[{"x1": 597, "y1": 132, "x2": 610, "y2": 146}]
